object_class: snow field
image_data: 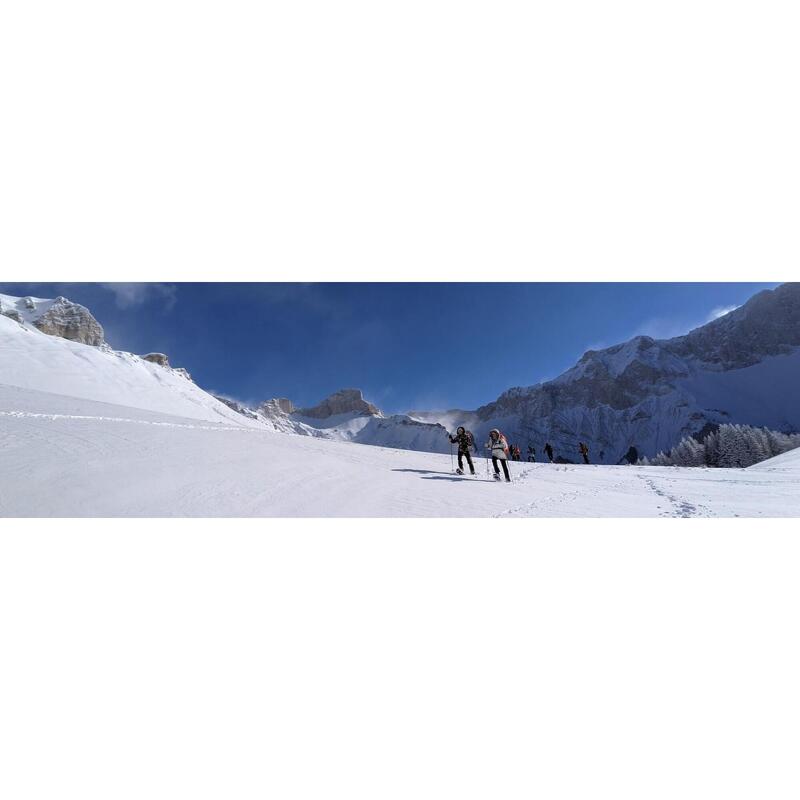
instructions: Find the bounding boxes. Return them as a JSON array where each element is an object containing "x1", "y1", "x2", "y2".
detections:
[{"x1": 2, "y1": 385, "x2": 798, "y2": 517}]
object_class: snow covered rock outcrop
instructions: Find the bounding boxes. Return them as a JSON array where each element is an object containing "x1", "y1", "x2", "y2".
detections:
[
  {"x1": 295, "y1": 388, "x2": 380, "y2": 419},
  {"x1": 257, "y1": 398, "x2": 295, "y2": 416},
  {"x1": 142, "y1": 352, "x2": 171, "y2": 367},
  {"x1": 213, "y1": 395, "x2": 261, "y2": 420},
  {"x1": 141, "y1": 352, "x2": 193, "y2": 381},
  {"x1": 33, "y1": 296, "x2": 104, "y2": 345},
  {"x1": 0, "y1": 294, "x2": 104, "y2": 345},
  {"x1": 1, "y1": 308, "x2": 23, "y2": 324}
]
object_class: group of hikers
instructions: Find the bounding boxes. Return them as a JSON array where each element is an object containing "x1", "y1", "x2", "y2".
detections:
[{"x1": 447, "y1": 427, "x2": 591, "y2": 482}]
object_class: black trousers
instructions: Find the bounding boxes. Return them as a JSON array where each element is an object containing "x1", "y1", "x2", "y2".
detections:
[
  {"x1": 492, "y1": 457, "x2": 510, "y2": 480},
  {"x1": 458, "y1": 450, "x2": 475, "y2": 473},
  {"x1": 582, "y1": 453, "x2": 589, "y2": 464}
]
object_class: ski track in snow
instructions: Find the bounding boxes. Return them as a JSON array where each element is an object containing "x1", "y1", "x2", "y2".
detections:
[{"x1": 0, "y1": 410, "x2": 254, "y2": 433}]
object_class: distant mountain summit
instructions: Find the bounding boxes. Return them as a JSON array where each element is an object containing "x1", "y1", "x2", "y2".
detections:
[
  {"x1": 248, "y1": 388, "x2": 449, "y2": 452},
  {"x1": 295, "y1": 388, "x2": 380, "y2": 419}
]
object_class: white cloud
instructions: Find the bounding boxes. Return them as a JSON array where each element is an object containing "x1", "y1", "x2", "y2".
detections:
[
  {"x1": 630, "y1": 316, "x2": 700, "y2": 340},
  {"x1": 706, "y1": 304, "x2": 739, "y2": 322},
  {"x1": 100, "y1": 283, "x2": 177, "y2": 310}
]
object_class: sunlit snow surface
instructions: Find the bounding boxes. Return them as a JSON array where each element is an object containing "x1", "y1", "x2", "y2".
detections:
[{"x1": 2, "y1": 383, "x2": 798, "y2": 517}]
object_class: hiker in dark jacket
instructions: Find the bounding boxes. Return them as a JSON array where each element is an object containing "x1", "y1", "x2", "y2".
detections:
[
  {"x1": 527, "y1": 445, "x2": 536, "y2": 463},
  {"x1": 544, "y1": 442, "x2": 554, "y2": 462},
  {"x1": 579, "y1": 441, "x2": 590, "y2": 464},
  {"x1": 449, "y1": 426, "x2": 476, "y2": 475}
]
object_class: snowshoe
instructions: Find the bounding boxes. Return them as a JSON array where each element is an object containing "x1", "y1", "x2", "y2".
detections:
[
  {"x1": 493, "y1": 473, "x2": 502, "y2": 481},
  {"x1": 455, "y1": 468, "x2": 463, "y2": 475}
]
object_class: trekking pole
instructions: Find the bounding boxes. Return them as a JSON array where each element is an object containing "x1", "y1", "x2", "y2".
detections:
[{"x1": 450, "y1": 439, "x2": 454, "y2": 473}]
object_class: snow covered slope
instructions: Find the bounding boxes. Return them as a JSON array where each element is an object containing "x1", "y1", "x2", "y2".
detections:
[
  {"x1": 419, "y1": 283, "x2": 800, "y2": 464},
  {"x1": 0, "y1": 293, "x2": 57, "y2": 323},
  {"x1": 1, "y1": 384, "x2": 798, "y2": 517},
  {"x1": 0, "y1": 310, "x2": 256, "y2": 427}
]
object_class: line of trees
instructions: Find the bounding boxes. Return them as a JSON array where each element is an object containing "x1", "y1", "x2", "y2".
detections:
[{"x1": 638, "y1": 423, "x2": 800, "y2": 469}]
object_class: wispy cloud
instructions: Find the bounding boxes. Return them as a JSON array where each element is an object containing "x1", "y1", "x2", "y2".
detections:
[
  {"x1": 207, "y1": 390, "x2": 258, "y2": 408},
  {"x1": 706, "y1": 304, "x2": 739, "y2": 322},
  {"x1": 576, "y1": 301, "x2": 744, "y2": 363},
  {"x1": 630, "y1": 316, "x2": 701, "y2": 340},
  {"x1": 100, "y1": 283, "x2": 177, "y2": 310}
]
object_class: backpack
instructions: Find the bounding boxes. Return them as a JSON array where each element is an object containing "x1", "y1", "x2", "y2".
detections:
[{"x1": 464, "y1": 430, "x2": 475, "y2": 448}]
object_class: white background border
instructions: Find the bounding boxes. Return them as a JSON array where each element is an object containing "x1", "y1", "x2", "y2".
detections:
[{"x1": 2, "y1": 1, "x2": 800, "y2": 797}]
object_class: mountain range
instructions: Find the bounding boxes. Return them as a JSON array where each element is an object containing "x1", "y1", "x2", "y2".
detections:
[{"x1": 2, "y1": 283, "x2": 798, "y2": 462}]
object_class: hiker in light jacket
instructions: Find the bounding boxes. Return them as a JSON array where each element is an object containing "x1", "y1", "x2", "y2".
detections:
[{"x1": 485, "y1": 428, "x2": 511, "y2": 482}]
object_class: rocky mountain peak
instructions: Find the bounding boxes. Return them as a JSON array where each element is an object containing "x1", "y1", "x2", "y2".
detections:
[
  {"x1": 295, "y1": 388, "x2": 380, "y2": 419},
  {"x1": 32, "y1": 296, "x2": 105, "y2": 346},
  {"x1": 0, "y1": 293, "x2": 105, "y2": 346}
]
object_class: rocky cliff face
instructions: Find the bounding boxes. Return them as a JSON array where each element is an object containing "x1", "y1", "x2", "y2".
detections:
[
  {"x1": 261, "y1": 397, "x2": 295, "y2": 414},
  {"x1": 295, "y1": 388, "x2": 380, "y2": 419},
  {"x1": 669, "y1": 282, "x2": 800, "y2": 368},
  {"x1": 0, "y1": 308, "x2": 23, "y2": 324},
  {"x1": 31, "y1": 296, "x2": 105, "y2": 346}
]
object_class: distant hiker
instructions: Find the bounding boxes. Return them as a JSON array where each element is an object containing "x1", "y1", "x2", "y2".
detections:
[
  {"x1": 485, "y1": 429, "x2": 511, "y2": 482},
  {"x1": 544, "y1": 442, "x2": 554, "y2": 462},
  {"x1": 512, "y1": 445, "x2": 522, "y2": 461},
  {"x1": 449, "y1": 426, "x2": 476, "y2": 475},
  {"x1": 579, "y1": 441, "x2": 590, "y2": 464},
  {"x1": 527, "y1": 445, "x2": 536, "y2": 463}
]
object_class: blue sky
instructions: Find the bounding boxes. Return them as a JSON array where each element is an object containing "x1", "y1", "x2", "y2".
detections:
[{"x1": 1, "y1": 282, "x2": 778, "y2": 412}]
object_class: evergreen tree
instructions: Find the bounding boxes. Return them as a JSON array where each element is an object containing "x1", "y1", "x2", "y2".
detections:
[{"x1": 636, "y1": 423, "x2": 800, "y2": 469}]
